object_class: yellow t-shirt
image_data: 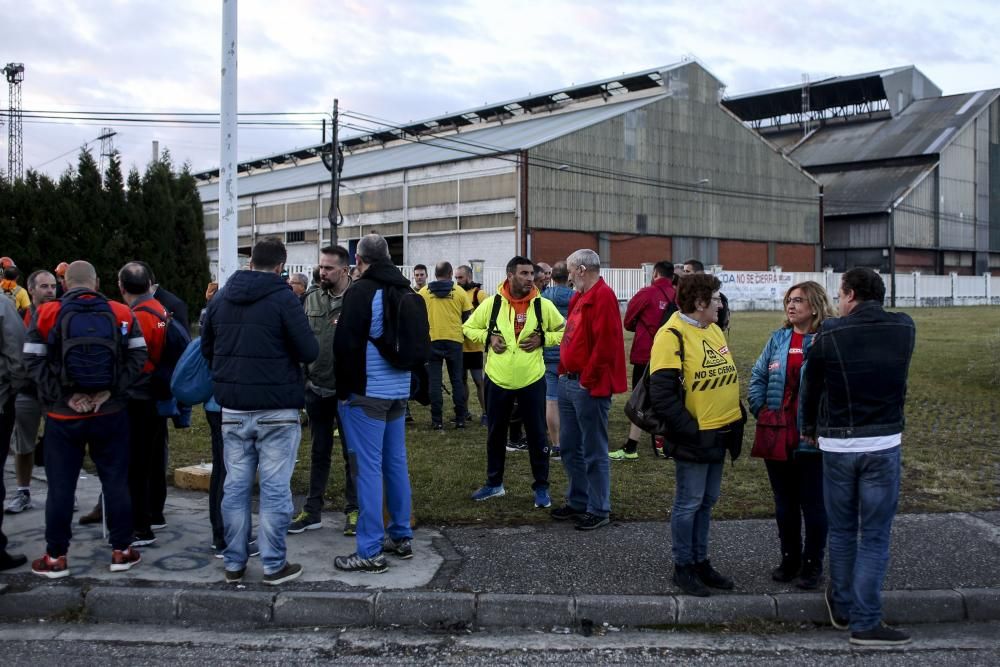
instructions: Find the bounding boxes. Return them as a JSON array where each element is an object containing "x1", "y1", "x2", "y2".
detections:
[
  {"x1": 462, "y1": 286, "x2": 487, "y2": 353},
  {"x1": 649, "y1": 311, "x2": 741, "y2": 430},
  {"x1": 420, "y1": 284, "x2": 473, "y2": 344}
]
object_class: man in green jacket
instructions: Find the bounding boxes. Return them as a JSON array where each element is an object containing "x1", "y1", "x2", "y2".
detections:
[
  {"x1": 462, "y1": 255, "x2": 564, "y2": 509},
  {"x1": 288, "y1": 245, "x2": 358, "y2": 536}
]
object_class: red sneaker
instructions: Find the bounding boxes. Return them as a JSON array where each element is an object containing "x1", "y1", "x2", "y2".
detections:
[
  {"x1": 110, "y1": 547, "x2": 142, "y2": 572},
  {"x1": 32, "y1": 553, "x2": 70, "y2": 579},
  {"x1": 654, "y1": 436, "x2": 666, "y2": 458}
]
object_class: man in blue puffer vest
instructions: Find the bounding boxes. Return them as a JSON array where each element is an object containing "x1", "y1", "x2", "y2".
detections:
[{"x1": 201, "y1": 237, "x2": 318, "y2": 586}]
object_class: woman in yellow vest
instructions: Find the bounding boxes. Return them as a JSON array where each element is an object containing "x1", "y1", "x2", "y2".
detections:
[{"x1": 649, "y1": 273, "x2": 745, "y2": 597}]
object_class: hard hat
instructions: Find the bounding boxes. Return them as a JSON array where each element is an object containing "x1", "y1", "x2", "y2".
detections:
[{"x1": 55, "y1": 261, "x2": 69, "y2": 277}]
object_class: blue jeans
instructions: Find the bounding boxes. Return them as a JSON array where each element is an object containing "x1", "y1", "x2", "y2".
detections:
[
  {"x1": 338, "y1": 396, "x2": 413, "y2": 559},
  {"x1": 220, "y1": 408, "x2": 300, "y2": 575},
  {"x1": 428, "y1": 340, "x2": 466, "y2": 425},
  {"x1": 671, "y1": 460, "x2": 723, "y2": 565},
  {"x1": 557, "y1": 376, "x2": 611, "y2": 517},
  {"x1": 823, "y1": 446, "x2": 901, "y2": 632}
]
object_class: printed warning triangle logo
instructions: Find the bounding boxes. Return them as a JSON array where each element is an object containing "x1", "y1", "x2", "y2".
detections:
[{"x1": 702, "y1": 340, "x2": 727, "y2": 368}]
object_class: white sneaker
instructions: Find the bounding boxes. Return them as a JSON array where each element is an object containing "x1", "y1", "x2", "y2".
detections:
[{"x1": 4, "y1": 490, "x2": 32, "y2": 514}]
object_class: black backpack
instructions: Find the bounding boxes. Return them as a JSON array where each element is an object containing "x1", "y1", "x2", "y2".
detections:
[
  {"x1": 484, "y1": 295, "x2": 544, "y2": 354},
  {"x1": 135, "y1": 304, "x2": 192, "y2": 400},
  {"x1": 624, "y1": 327, "x2": 684, "y2": 438},
  {"x1": 49, "y1": 290, "x2": 124, "y2": 391},
  {"x1": 371, "y1": 284, "x2": 431, "y2": 370}
]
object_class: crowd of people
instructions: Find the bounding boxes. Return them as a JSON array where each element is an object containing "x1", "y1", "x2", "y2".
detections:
[{"x1": 0, "y1": 236, "x2": 916, "y2": 646}]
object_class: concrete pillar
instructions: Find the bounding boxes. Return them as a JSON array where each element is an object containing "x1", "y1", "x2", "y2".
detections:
[
  {"x1": 913, "y1": 271, "x2": 921, "y2": 307},
  {"x1": 950, "y1": 272, "x2": 959, "y2": 306}
]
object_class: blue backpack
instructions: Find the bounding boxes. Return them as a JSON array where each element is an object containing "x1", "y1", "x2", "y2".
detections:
[
  {"x1": 50, "y1": 290, "x2": 124, "y2": 391},
  {"x1": 170, "y1": 337, "x2": 214, "y2": 406}
]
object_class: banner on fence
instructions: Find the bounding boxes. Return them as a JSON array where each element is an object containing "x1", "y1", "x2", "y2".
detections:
[{"x1": 716, "y1": 271, "x2": 794, "y2": 301}]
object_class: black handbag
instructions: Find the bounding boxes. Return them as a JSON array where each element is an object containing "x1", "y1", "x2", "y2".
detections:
[{"x1": 624, "y1": 328, "x2": 684, "y2": 436}]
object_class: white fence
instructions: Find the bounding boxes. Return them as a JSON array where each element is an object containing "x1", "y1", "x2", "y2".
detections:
[{"x1": 362, "y1": 266, "x2": 1000, "y2": 310}]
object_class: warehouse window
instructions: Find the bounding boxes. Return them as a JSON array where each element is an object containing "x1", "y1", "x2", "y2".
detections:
[{"x1": 285, "y1": 230, "x2": 306, "y2": 244}]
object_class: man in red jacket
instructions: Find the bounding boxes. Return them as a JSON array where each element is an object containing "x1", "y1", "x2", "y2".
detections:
[
  {"x1": 551, "y1": 249, "x2": 627, "y2": 531},
  {"x1": 614, "y1": 261, "x2": 676, "y2": 460}
]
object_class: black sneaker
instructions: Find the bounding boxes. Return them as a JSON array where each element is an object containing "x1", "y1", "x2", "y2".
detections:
[
  {"x1": 431, "y1": 422, "x2": 444, "y2": 431},
  {"x1": 771, "y1": 555, "x2": 800, "y2": 583},
  {"x1": 130, "y1": 529, "x2": 156, "y2": 547},
  {"x1": 288, "y1": 511, "x2": 321, "y2": 534},
  {"x1": 383, "y1": 536, "x2": 413, "y2": 560},
  {"x1": 334, "y1": 552, "x2": 388, "y2": 573},
  {"x1": 849, "y1": 622, "x2": 911, "y2": 647},
  {"x1": 505, "y1": 438, "x2": 528, "y2": 452},
  {"x1": 224, "y1": 567, "x2": 246, "y2": 584},
  {"x1": 455, "y1": 420, "x2": 466, "y2": 429},
  {"x1": 262, "y1": 562, "x2": 303, "y2": 585},
  {"x1": 150, "y1": 515, "x2": 167, "y2": 530},
  {"x1": 550, "y1": 505, "x2": 587, "y2": 522},
  {"x1": 825, "y1": 585, "x2": 849, "y2": 630},
  {"x1": 574, "y1": 513, "x2": 610, "y2": 531},
  {"x1": 796, "y1": 559, "x2": 822, "y2": 590},
  {"x1": 694, "y1": 559, "x2": 734, "y2": 590},
  {"x1": 673, "y1": 563, "x2": 710, "y2": 597}
]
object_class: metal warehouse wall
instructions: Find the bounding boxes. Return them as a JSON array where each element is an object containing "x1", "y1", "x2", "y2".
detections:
[{"x1": 526, "y1": 64, "x2": 820, "y2": 245}]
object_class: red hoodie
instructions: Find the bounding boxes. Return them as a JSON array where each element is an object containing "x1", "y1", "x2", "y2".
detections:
[
  {"x1": 558, "y1": 277, "x2": 628, "y2": 398},
  {"x1": 623, "y1": 277, "x2": 676, "y2": 365}
]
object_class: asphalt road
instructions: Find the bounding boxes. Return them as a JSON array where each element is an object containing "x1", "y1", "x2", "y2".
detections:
[{"x1": 2, "y1": 621, "x2": 999, "y2": 666}]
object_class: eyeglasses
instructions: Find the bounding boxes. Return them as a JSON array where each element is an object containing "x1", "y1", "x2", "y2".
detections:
[
  {"x1": 710, "y1": 297, "x2": 723, "y2": 304},
  {"x1": 786, "y1": 297, "x2": 807, "y2": 305}
]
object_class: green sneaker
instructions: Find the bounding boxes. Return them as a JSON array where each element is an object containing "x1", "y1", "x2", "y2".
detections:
[
  {"x1": 288, "y1": 510, "x2": 321, "y2": 534},
  {"x1": 609, "y1": 449, "x2": 639, "y2": 461},
  {"x1": 343, "y1": 510, "x2": 358, "y2": 536}
]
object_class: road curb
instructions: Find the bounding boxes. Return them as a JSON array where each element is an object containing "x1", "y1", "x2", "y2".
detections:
[{"x1": 2, "y1": 584, "x2": 999, "y2": 629}]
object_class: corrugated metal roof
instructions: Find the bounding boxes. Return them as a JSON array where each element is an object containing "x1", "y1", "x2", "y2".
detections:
[
  {"x1": 198, "y1": 93, "x2": 667, "y2": 203},
  {"x1": 788, "y1": 90, "x2": 1000, "y2": 167},
  {"x1": 818, "y1": 163, "x2": 935, "y2": 216}
]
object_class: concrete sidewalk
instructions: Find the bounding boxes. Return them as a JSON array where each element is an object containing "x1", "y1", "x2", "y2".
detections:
[{"x1": 2, "y1": 459, "x2": 999, "y2": 630}]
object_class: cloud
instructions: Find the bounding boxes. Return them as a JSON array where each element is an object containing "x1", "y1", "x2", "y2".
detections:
[{"x1": 3, "y1": 0, "x2": 997, "y2": 179}]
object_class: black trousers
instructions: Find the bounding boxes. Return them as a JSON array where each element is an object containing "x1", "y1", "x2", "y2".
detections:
[
  {"x1": 765, "y1": 454, "x2": 828, "y2": 564},
  {"x1": 0, "y1": 395, "x2": 16, "y2": 554},
  {"x1": 485, "y1": 377, "x2": 549, "y2": 490},
  {"x1": 205, "y1": 409, "x2": 226, "y2": 546},
  {"x1": 303, "y1": 391, "x2": 358, "y2": 518},
  {"x1": 127, "y1": 399, "x2": 168, "y2": 533}
]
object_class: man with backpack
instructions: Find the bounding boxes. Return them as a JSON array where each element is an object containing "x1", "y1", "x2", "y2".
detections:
[
  {"x1": 462, "y1": 256, "x2": 565, "y2": 509},
  {"x1": 1, "y1": 263, "x2": 30, "y2": 317},
  {"x1": 118, "y1": 262, "x2": 183, "y2": 547},
  {"x1": 614, "y1": 260, "x2": 677, "y2": 461},
  {"x1": 24, "y1": 261, "x2": 148, "y2": 578},
  {"x1": 202, "y1": 238, "x2": 318, "y2": 586},
  {"x1": 333, "y1": 233, "x2": 428, "y2": 573},
  {"x1": 419, "y1": 261, "x2": 473, "y2": 430}
]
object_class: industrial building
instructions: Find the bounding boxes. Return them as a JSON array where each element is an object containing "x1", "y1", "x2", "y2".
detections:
[
  {"x1": 195, "y1": 60, "x2": 822, "y2": 275},
  {"x1": 724, "y1": 66, "x2": 1000, "y2": 276}
]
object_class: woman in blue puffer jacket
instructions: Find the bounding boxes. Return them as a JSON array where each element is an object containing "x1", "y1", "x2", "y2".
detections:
[{"x1": 749, "y1": 281, "x2": 834, "y2": 591}]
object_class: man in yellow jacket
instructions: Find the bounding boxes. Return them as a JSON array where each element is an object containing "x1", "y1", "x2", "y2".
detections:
[{"x1": 462, "y1": 256, "x2": 564, "y2": 509}]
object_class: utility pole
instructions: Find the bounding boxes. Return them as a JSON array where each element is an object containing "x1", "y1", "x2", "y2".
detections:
[
  {"x1": 323, "y1": 98, "x2": 342, "y2": 248},
  {"x1": 217, "y1": 0, "x2": 239, "y2": 287},
  {"x1": 3, "y1": 62, "x2": 25, "y2": 184},
  {"x1": 97, "y1": 128, "x2": 117, "y2": 178}
]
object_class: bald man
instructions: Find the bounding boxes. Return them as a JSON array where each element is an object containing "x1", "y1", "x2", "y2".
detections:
[{"x1": 23, "y1": 260, "x2": 149, "y2": 577}]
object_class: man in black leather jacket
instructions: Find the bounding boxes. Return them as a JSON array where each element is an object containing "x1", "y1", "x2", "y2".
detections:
[{"x1": 800, "y1": 267, "x2": 915, "y2": 647}]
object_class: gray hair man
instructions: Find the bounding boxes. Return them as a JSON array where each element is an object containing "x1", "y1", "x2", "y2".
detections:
[
  {"x1": 4, "y1": 270, "x2": 57, "y2": 516},
  {"x1": 550, "y1": 249, "x2": 627, "y2": 531}
]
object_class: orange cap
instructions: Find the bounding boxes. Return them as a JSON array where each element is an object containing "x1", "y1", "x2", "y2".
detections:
[{"x1": 55, "y1": 261, "x2": 69, "y2": 277}]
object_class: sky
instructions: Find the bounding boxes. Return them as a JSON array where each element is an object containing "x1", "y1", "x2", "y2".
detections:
[{"x1": 2, "y1": 0, "x2": 998, "y2": 181}]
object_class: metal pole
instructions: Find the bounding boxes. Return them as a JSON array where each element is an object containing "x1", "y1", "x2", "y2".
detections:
[
  {"x1": 889, "y1": 209, "x2": 897, "y2": 308},
  {"x1": 328, "y1": 98, "x2": 340, "y2": 248},
  {"x1": 218, "y1": 0, "x2": 239, "y2": 287}
]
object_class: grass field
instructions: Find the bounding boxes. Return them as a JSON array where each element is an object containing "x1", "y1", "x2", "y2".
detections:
[{"x1": 168, "y1": 306, "x2": 1000, "y2": 525}]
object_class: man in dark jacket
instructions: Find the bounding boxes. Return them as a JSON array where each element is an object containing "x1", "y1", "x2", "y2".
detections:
[
  {"x1": 333, "y1": 233, "x2": 415, "y2": 574},
  {"x1": 202, "y1": 238, "x2": 318, "y2": 586},
  {"x1": 801, "y1": 267, "x2": 916, "y2": 647}
]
